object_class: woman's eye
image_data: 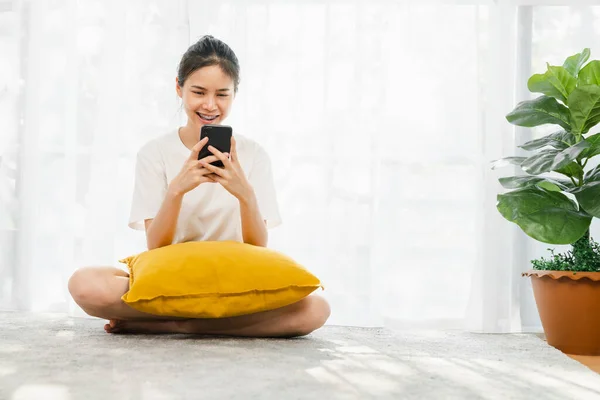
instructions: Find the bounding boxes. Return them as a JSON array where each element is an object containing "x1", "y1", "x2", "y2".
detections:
[
  {"x1": 217, "y1": 94, "x2": 229, "y2": 97},
  {"x1": 192, "y1": 92, "x2": 204, "y2": 95}
]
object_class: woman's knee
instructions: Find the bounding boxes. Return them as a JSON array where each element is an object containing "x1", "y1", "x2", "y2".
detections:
[
  {"x1": 68, "y1": 267, "x2": 120, "y2": 310},
  {"x1": 291, "y1": 295, "x2": 331, "y2": 337}
]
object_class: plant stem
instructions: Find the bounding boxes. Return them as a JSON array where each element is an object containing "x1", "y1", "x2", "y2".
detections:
[{"x1": 570, "y1": 176, "x2": 577, "y2": 186}]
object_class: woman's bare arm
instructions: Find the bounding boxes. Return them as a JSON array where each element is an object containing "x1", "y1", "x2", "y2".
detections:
[
  {"x1": 144, "y1": 189, "x2": 184, "y2": 250},
  {"x1": 144, "y1": 139, "x2": 218, "y2": 250},
  {"x1": 239, "y1": 190, "x2": 268, "y2": 247}
]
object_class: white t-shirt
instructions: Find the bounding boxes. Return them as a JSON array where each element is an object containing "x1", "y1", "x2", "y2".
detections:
[{"x1": 128, "y1": 130, "x2": 282, "y2": 243}]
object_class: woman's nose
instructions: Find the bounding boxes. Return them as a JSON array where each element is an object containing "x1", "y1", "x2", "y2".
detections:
[{"x1": 202, "y1": 96, "x2": 217, "y2": 110}]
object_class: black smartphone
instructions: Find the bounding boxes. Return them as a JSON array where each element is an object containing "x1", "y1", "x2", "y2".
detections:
[{"x1": 198, "y1": 124, "x2": 232, "y2": 168}]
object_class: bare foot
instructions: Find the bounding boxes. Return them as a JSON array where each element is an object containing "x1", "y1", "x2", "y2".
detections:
[
  {"x1": 104, "y1": 319, "x2": 187, "y2": 334},
  {"x1": 104, "y1": 319, "x2": 125, "y2": 334}
]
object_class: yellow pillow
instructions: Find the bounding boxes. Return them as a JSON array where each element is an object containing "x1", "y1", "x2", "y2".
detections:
[{"x1": 119, "y1": 241, "x2": 322, "y2": 319}]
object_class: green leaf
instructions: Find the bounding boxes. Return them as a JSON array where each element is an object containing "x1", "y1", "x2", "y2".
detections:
[
  {"x1": 498, "y1": 175, "x2": 569, "y2": 191},
  {"x1": 584, "y1": 164, "x2": 600, "y2": 182},
  {"x1": 552, "y1": 139, "x2": 590, "y2": 169},
  {"x1": 497, "y1": 187, "x2": 592, "y2": 244},
  {"x1": 519, "y1": 130, "x2": 576, "y2": 151},
  {"x1": 578, "y1": 60, "x2": 600, "y2": 86},
  {"x1": 537, "y1": 181, "x2": 563, "y2": 192},
  {"x1": 506, "y1": 96, "x2": 571, "y2": 131},
  {"x1": 579, "y1": 132, "x2": 600, "y2": 159},
  {"x1": 553, "y1": 176, "x2": 579, "y2": 188},
  {"x1": 491, "y1": 157, "x2": 527, "y2": 170},
  {"x1": 528, "y1": 65, "x2": 576, "y2": 103},
  {"x1": 519, "y1": 144, "x2": 586, "y2": 177},
  {"x1": 563, "y1": 48, "x2": 590, "y2": 77},
  {"x1": 555, "y1": 161, "x2": 584, "y2": 181},
  {"x1": 568, "y1": 85, "x2": 600, "y2": 134},
  {"x1": 521, "y1": 149, "x2": 560, "y2": 175},
  {"x1": 572, "y1": 181, "x2": 600, "y2": 218}
]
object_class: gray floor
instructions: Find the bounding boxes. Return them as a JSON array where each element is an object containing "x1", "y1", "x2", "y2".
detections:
[{"x1": 2, "y1": 312, "x2": 600, "y2": 400}]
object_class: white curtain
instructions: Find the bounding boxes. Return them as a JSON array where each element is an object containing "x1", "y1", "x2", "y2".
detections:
[{"x1": 1, "y1": 0, "x2": 599, "y2": 331}]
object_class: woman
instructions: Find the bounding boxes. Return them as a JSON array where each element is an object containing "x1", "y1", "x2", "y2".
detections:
[{"x1": 68, "y1": 35, "x2": 330, "y2": 337}]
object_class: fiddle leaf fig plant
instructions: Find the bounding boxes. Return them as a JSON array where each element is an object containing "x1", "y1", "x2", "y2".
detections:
[{"x1": 494, "y1": 48, "x2": 600, "y2": 271}]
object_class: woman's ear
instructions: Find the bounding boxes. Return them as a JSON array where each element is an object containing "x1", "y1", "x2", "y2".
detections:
[{"x1": 175, "y1": 77, "x2": 182, "y2": 98}]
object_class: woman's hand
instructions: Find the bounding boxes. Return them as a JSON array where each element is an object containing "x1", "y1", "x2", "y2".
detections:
[
  {"x1": 199, "y1": 137, "x2": 253, "y2": 201},
  {"x1": 168, "y1": 137, "x2": 220, "y2": 196}
]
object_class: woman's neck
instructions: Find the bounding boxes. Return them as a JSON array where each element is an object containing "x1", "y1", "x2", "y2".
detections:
[{"x1": 178, "y1": 124, "x2": 199, "y2": 150}]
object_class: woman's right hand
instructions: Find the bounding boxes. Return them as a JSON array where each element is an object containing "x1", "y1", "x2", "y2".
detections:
[{"x1": 168, "y1": 137, "x2": 220, "y2": 196}]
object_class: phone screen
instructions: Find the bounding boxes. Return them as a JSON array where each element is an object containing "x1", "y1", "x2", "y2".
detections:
[{"x1": 197, "y1": 124, "x2": 232, "y2": 167}]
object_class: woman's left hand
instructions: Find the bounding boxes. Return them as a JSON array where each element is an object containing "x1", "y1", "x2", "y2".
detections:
[{"x1": 200, "y1": 137, "x2": 253, "y2": 201}]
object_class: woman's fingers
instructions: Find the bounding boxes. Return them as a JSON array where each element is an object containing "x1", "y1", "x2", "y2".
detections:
[
  {"x1": 196, "y1": 155, "x2": 219, "y2": 166},
  {"x1": 188, "y1": 137, "x2": 209, "y2": 162},
  {"x1": 197, "y1": 167, "x2": 214, "y2": 176},
  {"x1": 199, "y1": 160, "x2": 228, "y2": 178},
  {"x1": 209, "y1": 175, "x2": 225, "y2": 185},
  {"x1": 208, "y1": 145, "x2": 233, "y2": 168},
  {"x1": 230, "y1": 137, "x2": 238, "y2": 163}
]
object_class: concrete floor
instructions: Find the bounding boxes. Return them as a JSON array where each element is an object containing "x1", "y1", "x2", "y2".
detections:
[{"x1": 2, "y1": 311, "x2": 600, "y2": 400}]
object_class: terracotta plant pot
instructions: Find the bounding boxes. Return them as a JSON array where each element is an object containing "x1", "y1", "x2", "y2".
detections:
[{"x1": 523, "y1": 270, "x2": 600, "y2": 355}]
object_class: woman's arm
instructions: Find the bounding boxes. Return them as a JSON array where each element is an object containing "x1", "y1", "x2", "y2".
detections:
[
  {"x1": 147, "y1": 185, "x2": 268, "y2": 250},
  {"x1": 145, "y1": 138, "x2": 217, "y2": 250},
  {"x1": 144, "y1": 189, "x2": 184, "y2": 250},
  {"x1": 239, "y1": 189, "x2": 268, "y2": 247}
]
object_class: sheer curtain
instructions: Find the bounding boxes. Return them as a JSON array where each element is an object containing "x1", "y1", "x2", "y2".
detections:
[{"x1": 1, "y1": 0, "x2": 598, "y2": 331}]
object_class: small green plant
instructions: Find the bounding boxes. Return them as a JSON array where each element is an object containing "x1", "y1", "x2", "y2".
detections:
[
  {"x1": 531, "y1": 231, "x2": 600, "y2": 271},
  {"x1": 494, "y1": 48, "x2": 600, "y2": 271}
]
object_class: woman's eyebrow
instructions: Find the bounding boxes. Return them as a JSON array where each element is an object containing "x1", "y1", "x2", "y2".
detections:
[{"x1": 191, "y1": 85, "x2": 230, "y2": 92}]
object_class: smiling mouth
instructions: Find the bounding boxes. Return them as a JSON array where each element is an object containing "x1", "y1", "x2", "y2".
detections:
[{"x1": 196, "y1": 112, "x2": 219, "y2": 122}]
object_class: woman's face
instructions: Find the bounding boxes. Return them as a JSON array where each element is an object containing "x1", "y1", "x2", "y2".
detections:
[{"x1": 176, "y1": 65, "x2": 235, "y2": 129}]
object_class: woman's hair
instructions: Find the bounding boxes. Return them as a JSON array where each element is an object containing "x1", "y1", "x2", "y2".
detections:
[{"x1": 177, "y1": 35, "x2": 240, "y2": 92}]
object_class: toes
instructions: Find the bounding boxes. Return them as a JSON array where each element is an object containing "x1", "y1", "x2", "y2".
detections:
[
  {"x1": 104, "y1": 320, "x2": 122, "y2": 334},
  {"x1": 109, "y1": 320, "x2": 121, "y2": 332}
]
